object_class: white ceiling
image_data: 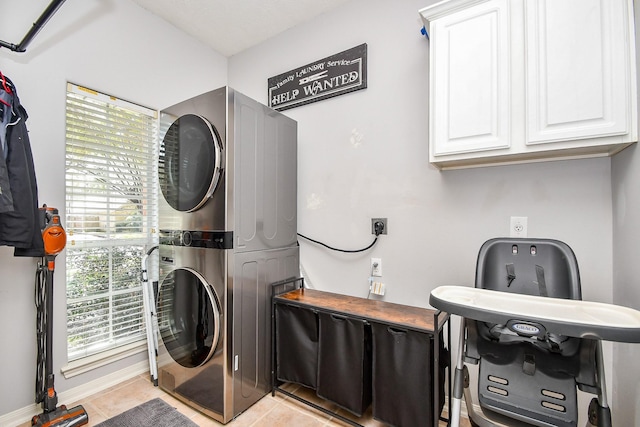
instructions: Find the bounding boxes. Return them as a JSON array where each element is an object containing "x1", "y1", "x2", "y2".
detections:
[{"x1": 129, "y1": 0, "x2": 353, "y2": 57}]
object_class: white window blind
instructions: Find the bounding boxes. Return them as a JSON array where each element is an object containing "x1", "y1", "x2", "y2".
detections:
[{"x1": 65, "y1": 83, "x2": 158, "y2": 361}]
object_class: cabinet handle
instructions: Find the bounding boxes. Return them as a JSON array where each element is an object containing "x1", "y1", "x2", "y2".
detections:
[{"x1": 330, "y1": 313, "x2": 347, "y2": 322}]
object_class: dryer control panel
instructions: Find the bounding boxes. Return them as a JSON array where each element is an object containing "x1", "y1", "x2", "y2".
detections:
[{"x1": 160, "y1": 229, "x2": 233, "y2": 249}]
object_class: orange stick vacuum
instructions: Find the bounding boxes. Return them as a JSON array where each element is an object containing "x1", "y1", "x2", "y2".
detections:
[{"x1": 31, "y1": 205, "x2": 88, "y2": 427}]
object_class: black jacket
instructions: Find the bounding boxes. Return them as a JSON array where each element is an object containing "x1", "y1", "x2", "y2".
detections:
[{"x1": 0, "y1": 75, "x2": 44, "y2": 257}]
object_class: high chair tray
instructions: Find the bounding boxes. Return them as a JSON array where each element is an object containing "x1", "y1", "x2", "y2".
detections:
[{"x1": 430, "y1": 285, "x2": 640, "y2": 343}]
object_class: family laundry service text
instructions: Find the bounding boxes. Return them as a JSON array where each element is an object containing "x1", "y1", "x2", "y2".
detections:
[{"x1": 267, "y1": 44, "x2": 367, "y2": 111}]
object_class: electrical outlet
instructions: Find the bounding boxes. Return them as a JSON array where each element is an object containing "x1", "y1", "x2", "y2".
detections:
[
  {"x1": 371, "y1": 257, "x2": 382, "y2": 277},
  {"x1": 371, "y1": 218, "x2": 387, "y2": 235},
  {"x1": 510, "y1": 216, "x2": 528, "y2": 237}
]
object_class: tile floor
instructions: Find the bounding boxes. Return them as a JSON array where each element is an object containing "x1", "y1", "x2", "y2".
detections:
[{"x1": 18, "y1": 374, "x2": 471, "y2": 426}]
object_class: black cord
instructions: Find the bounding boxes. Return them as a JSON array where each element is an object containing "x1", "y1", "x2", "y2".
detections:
[{"x1": 297, "y1": 232, "x2": 378, "y2": 253}]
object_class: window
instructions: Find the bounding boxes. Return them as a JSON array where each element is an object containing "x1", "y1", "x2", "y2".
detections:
[{"x1": 65, "y1": 83, "x2": 158, "y2": 361}]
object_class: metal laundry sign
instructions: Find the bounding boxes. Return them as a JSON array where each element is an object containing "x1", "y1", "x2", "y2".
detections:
[{"x1": 268, "y1": 43, "x2": 367, "y2": 111}]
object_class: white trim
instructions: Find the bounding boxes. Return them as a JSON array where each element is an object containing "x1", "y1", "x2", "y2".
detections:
[
  {"x1": 0, "y1": 360, "x2": 149, "y2": 427},
  {"x1": 62, "y1": 340, "x2": 147, "y2": 378},
  {"x1": 419, "y1": 0, "x2": 492, "y2": 31}
]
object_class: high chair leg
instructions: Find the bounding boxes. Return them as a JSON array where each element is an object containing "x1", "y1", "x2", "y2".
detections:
[
  {"x1": 586, "y1": 342, "x2": 611, "y2": 427},
  {"x1": 450, "y1": 317, "x2": 467, "y2": 427}
]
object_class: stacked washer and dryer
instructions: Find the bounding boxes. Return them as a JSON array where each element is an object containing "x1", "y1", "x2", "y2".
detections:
[{"x1": 155, "y1": 87, "x2": 299, "y2": 423}]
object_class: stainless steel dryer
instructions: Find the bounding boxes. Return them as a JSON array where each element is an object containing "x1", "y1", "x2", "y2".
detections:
[
  {"x1": 156, "y1": 87, "x2": 298, "y2": 424},
  {"x1": 158, "y1": 86, "x2": 297, "y2": 250}
]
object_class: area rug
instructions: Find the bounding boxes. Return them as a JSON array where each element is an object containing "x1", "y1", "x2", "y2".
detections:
[{"x1": 95, "y1": 397, "x2": 198, "y2": 427}]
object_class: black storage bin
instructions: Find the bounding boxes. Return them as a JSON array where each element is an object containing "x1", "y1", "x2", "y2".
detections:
[
  {"x1": 316, "y1": 312, "x2": 372, "y2": 416},
  {"x1": 275, "y1": 303, "x2": 318, "y2": 389},
  {"x1": 371, "y1": 322, "x2": 446, "y2": 427}
]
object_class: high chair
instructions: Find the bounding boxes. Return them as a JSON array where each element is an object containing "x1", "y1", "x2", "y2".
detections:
[{"x1": 431, "y1": 238, "x2": 640, "y2": 427}]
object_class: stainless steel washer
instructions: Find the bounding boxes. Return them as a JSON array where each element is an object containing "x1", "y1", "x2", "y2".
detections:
[
  {"x1": 157, "y1": 245, "x2": 226, "y2": 418},
  {"x1": 157, "y1": 244, "x2": 300, "y2": 423}
]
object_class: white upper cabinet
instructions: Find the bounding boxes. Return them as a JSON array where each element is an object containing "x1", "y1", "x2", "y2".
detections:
[
  {"x1": 420, "y1": 0, "x2": 637, "y2": 169},
  {"x1": 525, "y1": 0, "x2": 633, "y2": 143},
  {"x1": 430, "y1": 0, "x2": 511, "y2": 156}
]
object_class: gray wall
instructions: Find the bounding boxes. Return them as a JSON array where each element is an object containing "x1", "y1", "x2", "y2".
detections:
[
  {"x1": 229, "y1": 0, "x2": 614, "y2": 314},
  {"x1": 0, "y1": 0, "x2": 636, "y2": 422},
  {"x1": 0, "y1": 0, "x2": 227, "y2": 415},
  {"x1": 228, "y1": 0, "x2": 620, "y2": 423},
  {"x1": 611, "y1": 0, "x2": 640, "y2": 424}
]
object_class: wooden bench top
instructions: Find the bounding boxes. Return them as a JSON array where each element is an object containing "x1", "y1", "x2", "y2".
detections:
[{"x1": 275, "y1": 288, "x2": 447, "y2": 333}]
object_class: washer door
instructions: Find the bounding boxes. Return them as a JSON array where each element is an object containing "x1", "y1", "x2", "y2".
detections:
[
  {"x1": 159, "y1": 114, "x2": 223, "y2": 212},
  {"x1": 157, "y1": 267, "x2": 221, "y2": 368}
]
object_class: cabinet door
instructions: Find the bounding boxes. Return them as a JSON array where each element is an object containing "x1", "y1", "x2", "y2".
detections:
[
  {"x1": 525, "y1": 0, "x2": 635, "y2": 145},
  {"x1": 430, "y1": 0, "x2": 511, "y2": 157}
]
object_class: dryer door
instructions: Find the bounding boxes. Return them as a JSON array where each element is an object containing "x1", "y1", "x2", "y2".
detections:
[
  {"x1": 157, "y1": 267, "x2": 221, "y2": 368},
  {"x1": 159, "y1": 114, "x2": 223, "y2": 212}
]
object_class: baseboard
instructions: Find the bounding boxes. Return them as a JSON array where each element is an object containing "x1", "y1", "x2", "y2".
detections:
[{"x1": 0, "y1": 360, "x2": 149, "y2": 427}]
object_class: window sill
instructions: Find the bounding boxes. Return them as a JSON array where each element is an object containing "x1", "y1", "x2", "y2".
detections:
[{"x1": 61, "y1": 340, "x2": 147, "y2": 379}]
